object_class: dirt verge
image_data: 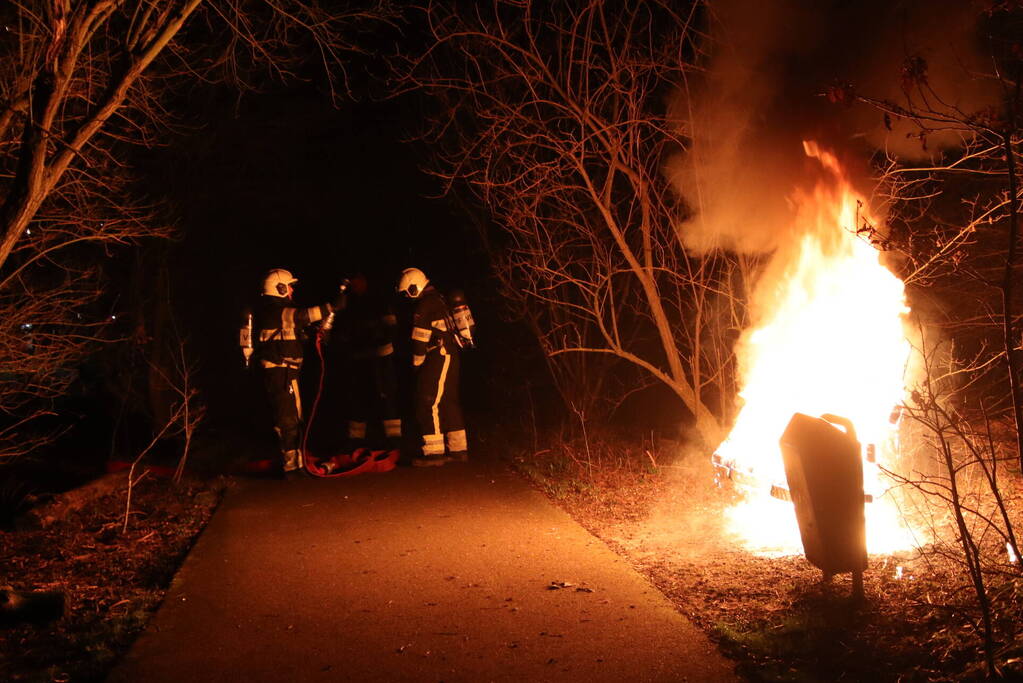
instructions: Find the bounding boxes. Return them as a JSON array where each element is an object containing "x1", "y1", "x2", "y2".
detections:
[
  {"x1": 0, "y1": 475, "x2": 226, "y2": 683},
  {"x1": 509, "y1": 435, "x2": 1023, "y2": 682}
]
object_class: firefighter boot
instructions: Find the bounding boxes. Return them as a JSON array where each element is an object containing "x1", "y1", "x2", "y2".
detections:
[
  {"x1": 383, "y1": 419, "x2": 402, "y2": 451},
  {"x1": 283, "y1": 449, "x2": 304, "y2": 476},
  {"x1": 416, "y1": 433, "x2": 448, "y2": 467},
  {"x1": 447, "y1": 430, "x2": 468, "y2": 463}
]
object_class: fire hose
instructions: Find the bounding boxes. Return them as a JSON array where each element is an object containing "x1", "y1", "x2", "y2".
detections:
[{"x1": 300, "y1": 309, "x2": 397, "y2": 478}]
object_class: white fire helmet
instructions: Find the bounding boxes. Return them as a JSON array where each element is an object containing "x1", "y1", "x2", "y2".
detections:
[
  {"x1": 397, "y1": 267, "x2": 429, "y2": 298},
  {"x1": 263, "y1": 268, "x2": 298, "y2": 298}
]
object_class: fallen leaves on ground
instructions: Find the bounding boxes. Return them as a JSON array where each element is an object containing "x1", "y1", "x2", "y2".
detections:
[{"x1": 0, "y1": 476, "x2": 225, "y2": 683}]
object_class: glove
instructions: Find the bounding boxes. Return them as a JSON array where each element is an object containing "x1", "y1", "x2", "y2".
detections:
[
  {"x1": 319, "y1": 311, "x2": 336, "y2": 344},
  {"x1": 333, "y1": 280, "x2": 350, "y2": 311}
]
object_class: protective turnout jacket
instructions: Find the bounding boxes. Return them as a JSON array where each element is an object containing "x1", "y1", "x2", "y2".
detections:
[
  {"x1": 410, "y1": 286, "x2": 460, "y2": 367},
  {"x1": 254, "y1": 295, "x2": 334, "y2": 368}
]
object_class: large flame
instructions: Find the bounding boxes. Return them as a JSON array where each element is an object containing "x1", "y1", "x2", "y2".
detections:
[{"x1": 716, "y1": 141, "x2": 916, "y2": 555}]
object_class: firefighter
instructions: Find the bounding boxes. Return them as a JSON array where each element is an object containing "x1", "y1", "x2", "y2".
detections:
[
  {"x1": 397, "y1": 267, "x2": 468, "y2": 466},
  {"x1": 247, "y1": 268, "x2": 347, "y2": 476},
  {"x1": 330, "y1": 273, "x2": 402, "y2": 451}
]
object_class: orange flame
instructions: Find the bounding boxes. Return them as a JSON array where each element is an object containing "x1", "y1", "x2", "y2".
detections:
[{"x1": 716, "y1": 141, "x2": 916, "y2": 555}]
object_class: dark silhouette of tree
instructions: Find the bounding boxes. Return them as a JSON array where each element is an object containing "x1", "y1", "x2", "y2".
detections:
[{"x1": 853, "y1": 6, "x2": 1023, "y2": 674}]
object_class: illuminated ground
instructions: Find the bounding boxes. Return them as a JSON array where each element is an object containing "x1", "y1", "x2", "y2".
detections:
[
  {"x1": 522, "y1": 440, "x2": 1023, "y2": 681},
  {"x1": 107, "y1": 457, "x2": 736, "y2": 682}
]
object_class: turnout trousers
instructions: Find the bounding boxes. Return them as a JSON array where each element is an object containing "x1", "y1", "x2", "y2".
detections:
[
  {"x1": 345, "y1": 354, "x2": 402, "y2": 447},
  {"x1": 414, "y1": 349, "x2": 466, "y2": 457},
  {"x1": 263, "y1": 363, "x2": 303, "y2": 470}
]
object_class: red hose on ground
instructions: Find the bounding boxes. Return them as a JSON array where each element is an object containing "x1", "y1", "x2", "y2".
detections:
[{"x1": 302, "y1": 329, "x2": 397, "y2": 477}]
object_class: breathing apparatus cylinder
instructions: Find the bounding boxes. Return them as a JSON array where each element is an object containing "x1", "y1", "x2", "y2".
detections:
[
  {"x1": 449, "y1": 289, "x2": 476, "y2": 348},
  {"x1": 240, "y1": 308, "x2": 254, "y2": 367}
]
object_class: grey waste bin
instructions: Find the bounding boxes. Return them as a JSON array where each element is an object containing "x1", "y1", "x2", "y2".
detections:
[{"x1": 780, "y1": 412, "x2": 867, "y2": 595}]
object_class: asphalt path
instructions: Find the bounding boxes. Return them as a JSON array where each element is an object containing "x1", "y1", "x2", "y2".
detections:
[{"x1": 108, "y1": 457, "x2": 737, "y2": 682}]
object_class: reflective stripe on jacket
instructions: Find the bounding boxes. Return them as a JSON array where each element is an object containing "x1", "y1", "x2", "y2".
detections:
[
  {"x1": 411, "y1": 286, "x2": 459, "y2": 367},
  {"x1": 255, "y1": 294, "x2": 331, "y2": 365}
]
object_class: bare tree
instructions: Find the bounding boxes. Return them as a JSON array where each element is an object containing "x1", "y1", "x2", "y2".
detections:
[
  {"x1": 0, "y1": 1, "x2": 396, "y2": 459},
  {"x1": 404, "y1": 0, "x2": 748, "y2": 446},
  {"x1": 121, "y1": 384, "x2": 192, "y2": 534},
  {"x1": 851, "y1": 6, "x2": 1023, "y2": 469},
  {"x1": 147, "y1": 337, "x2": 204, "y2": 484},
  {"x1": 887, "y1": 327, "x2": 1022, "y2": 678},
  {"x1": 847, "y1": 7, "x2": 1023, "y2": 674}
]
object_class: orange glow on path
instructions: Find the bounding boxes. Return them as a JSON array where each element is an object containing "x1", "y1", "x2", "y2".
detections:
[{"x1": 716, "y1": 141, "x2": 917, "y2": 556}]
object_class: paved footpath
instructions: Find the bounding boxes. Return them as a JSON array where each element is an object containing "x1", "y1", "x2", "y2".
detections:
[{"x1": 108, "y1": 456, "x2": 737, "y2": 682}]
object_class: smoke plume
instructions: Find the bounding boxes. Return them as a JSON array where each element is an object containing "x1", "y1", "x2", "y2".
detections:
[{"x1": 673, "y1": 0, "x2": 998, "y2": 254}]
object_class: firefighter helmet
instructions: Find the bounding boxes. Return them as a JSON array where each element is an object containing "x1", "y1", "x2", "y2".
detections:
[
  {"x1": 264, "y1": 268, "x2": 298, "y2": 298},
  {"x1": 397, "y1": 268, "x2": 429, "y2": 298}
]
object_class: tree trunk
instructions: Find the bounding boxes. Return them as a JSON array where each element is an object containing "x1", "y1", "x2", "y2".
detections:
[{"x1": 1001, "y1": 132, "x2": 1023, "y2": 473}]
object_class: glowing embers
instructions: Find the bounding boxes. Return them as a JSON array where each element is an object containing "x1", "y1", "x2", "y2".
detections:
[{"x1": 714, "y1": 141, "x2": 915, "y2": 555}]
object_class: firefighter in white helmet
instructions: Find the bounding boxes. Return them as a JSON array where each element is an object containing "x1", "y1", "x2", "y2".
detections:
[
  {"x1": 397, "y1": 267, "x2": 468, "y2": 466},
  {"x1": 251, "y1": 268, "x2": 347, "y2": 476}
]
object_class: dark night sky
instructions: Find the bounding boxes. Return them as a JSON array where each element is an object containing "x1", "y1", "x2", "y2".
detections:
[{"x1": 164, "y1": 87, "x2": 465, "y2": 294}]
